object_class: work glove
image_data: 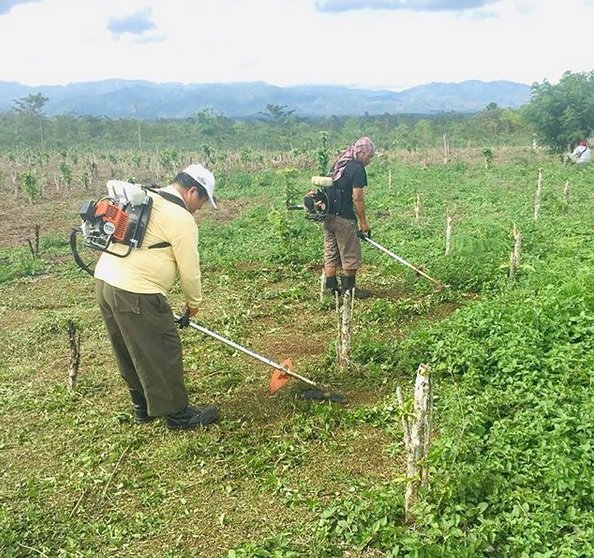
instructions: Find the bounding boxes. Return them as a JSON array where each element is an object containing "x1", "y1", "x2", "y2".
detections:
[
  {"x1": 358, "y1": 229, "x2": 371, "y2": 240},
  {"x1": 176, "y1": 311, "x2": 191, "y2": 329},
  {"x1": 176, "y1": 310, "x2": 206, "y2": 329}
]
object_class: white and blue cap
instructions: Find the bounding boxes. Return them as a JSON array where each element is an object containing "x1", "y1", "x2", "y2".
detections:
[{"x1": 183, "y1": 163, "x2": 217, "y2": 209}]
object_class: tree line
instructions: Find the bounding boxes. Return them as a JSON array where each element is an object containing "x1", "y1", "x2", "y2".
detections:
[{"x1": 2, "y1": 70, "x2": 593, "y2": 153}]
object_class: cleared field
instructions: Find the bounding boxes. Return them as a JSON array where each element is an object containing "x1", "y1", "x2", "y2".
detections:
[{"x1": 2, "y1": 147, "x2": 594, "y2": 557}]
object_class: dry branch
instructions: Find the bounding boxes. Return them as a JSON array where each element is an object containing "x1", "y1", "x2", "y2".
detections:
[
  {"x1": 67, "y1": 320, "x2": 81, "y2": 389},
  {"x1": 100, "y1": 442, "x2": 134, "y2": 502}
]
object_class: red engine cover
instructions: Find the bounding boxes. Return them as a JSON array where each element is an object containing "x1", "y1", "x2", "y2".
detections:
[{"x1": 95, "y1": 200, "x2": 129, "y2": 242}]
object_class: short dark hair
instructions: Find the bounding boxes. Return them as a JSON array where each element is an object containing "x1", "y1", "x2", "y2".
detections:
[{"x1": 175, "y1": 172, "x2": 208, "y2": 200}]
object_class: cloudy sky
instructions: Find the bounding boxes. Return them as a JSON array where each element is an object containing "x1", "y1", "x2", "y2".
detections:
[{"x1": 0, "y1": 0, "x2": 592, "y2": 90}]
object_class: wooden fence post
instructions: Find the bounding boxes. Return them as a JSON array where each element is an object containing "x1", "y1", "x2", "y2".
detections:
[
  {"x1": 397, "y1": 364, "x2": 432, "y2": 524},
  {"x1": 509, "y1": 224, "x2": 522, "y2": 280},
  {"x1": 534, "y1": 169, "x2": 543, "y2": 221}
]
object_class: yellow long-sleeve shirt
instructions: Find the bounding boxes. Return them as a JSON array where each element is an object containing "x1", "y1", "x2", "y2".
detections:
[{"x1": 94, "y1": 185, "x2": 202, "y2": 307}]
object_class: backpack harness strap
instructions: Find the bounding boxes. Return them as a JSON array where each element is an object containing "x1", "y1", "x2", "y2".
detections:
[{"x1": 145, "y1": 188, "x2": 190, "y2": 249}]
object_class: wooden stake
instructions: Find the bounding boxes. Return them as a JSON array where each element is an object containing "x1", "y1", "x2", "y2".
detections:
[
  {"x1": 34, "y1": 225, "x2": 40, "y2": 257},
  {"x1": 11, "y1": 169, "x2": 17, "y2": 197},
  {"x1": 445, "y1": 211, "x2": 453, "y2": 255},
  {"x1": 336, "y1": 290, "x2": 354, "y2": 373},
  {"x1": 534, "y1": 169, "x2": 543, "y2": 221},
  {"x1": 67, "y1": 320, "x2": 81, "y2": 390},
  {"x1": 563, "y1": 180, "x2": 570, "y2": 206},
  {"x1": 414, "y1": 193, "x2": 421, "y2": 223},
  {"x1": 443, "y1": 133, "x2": 450, "y2": 164},
  {"x1": 509, "y1": 224, "x2": 522, "y2": 280},
  {"x1": 388, "y1": 168, "x2": 392, "y2": 191},
  {"x1": 397, "y1": 364, "x2": 432, "y2": 524},
  {"x1": 319, "y1": 270, "x2": 326, "y2": 303},
  {"x1": 26, "y1": 239, "x2": 36, "y2": 258}
]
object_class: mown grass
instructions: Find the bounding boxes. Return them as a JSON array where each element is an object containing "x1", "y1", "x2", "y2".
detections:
[{"x1": 2, "y1": 148, "x2": 594, "y2": 557}]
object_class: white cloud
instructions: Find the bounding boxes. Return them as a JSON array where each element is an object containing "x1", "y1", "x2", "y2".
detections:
[
  {"x1": 107, "y1": 7, "x2": 158, "y2": 39},
  {"x1": 0, "y1": 0, "x2": 591, "y2": 89},
  {"x1": 314, "y1": 0, "x2": 500, "y2": 13},
  {"x1": 0, "y1": 0, "x2": 41, "y2": 15}
]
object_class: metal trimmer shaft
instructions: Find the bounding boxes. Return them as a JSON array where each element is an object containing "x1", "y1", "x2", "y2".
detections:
[
  {"x1": 362, "y1": 236, "x2": 445, "y2": 288},
  {"x1": 173, "y1": 314, "x2": 318, "y2": 387}
]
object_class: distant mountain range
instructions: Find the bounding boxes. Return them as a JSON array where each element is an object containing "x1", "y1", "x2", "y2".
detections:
[{"x1": 0, "y1": 79, "x2": 532, "y2": 119}]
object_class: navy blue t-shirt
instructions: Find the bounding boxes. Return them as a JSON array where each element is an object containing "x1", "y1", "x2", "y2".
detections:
[{"x1": 328, "y1": 160, "x2": 367, "y2": 220}]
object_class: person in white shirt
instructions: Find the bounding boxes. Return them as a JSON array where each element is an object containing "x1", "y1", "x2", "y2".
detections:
[{"x1": 569, "y1": 139, "x2": 592, "y2": 164}]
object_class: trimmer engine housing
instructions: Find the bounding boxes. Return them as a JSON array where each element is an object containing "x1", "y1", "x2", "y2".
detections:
[{"x1": 77, "y1": 181, "x2": 153, "y2": 254}]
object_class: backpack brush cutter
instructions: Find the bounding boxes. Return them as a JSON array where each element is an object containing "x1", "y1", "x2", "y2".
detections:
[
  {"x1": 175, "y1": 313, "x2": 346, "y2": 403},
  {"x1": 289, "y1": 177, "x2": 447, "y2": 291},
  {"x1": 286, "y1": 176, "x2": 334, "y2": 222},
  {"x1": 70, "y1": 180, "x2": 187, "y2": 276}
]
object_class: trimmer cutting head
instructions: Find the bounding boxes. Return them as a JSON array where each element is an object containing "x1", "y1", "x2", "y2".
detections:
[
  {"x1": 299, "y1": 389, "x2": 347, "y2": 404},
  {"x1": 268, "y1": 359, "x2": 347, "y2": 403},
  {"x1": 269, "y1": 359, "x2": 294, "y2": 393}
]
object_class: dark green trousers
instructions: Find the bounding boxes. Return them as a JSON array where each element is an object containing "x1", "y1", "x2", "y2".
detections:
[{"x1": 95, "y1": 279, "x2": 188, "y2": 417}]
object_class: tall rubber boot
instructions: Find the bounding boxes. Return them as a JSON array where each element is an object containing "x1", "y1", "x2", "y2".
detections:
[
  {"x1": 129, "y1": 389, "x2": 154, "y2": 424},
  {"x1": 324, "y1": 275, "x2": 341, "y2": 295},
  {"x1": 340, "y1": 275, "x2": 356, "y2": 295}
]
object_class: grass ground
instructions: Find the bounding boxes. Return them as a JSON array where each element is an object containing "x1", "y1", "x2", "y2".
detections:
[
  {"x1": 2, "y1": 146, "x2": 594, "y2": 557},
  {"x1": 0, "y1": 154, "x2": 417, "y2": 558}
]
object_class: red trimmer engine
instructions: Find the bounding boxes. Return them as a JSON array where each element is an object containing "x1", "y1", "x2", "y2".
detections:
[
  {"x1": 79, "y1": 198, "x2": 130, "y2": 248},
  {"x1": 70, "y1": 180, "x2": 154, "y2": 274}
]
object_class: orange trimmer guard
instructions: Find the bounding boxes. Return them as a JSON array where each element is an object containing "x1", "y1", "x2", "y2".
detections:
[{"x1": 269, "y1": 359, "x2": 294, "y2": 393}]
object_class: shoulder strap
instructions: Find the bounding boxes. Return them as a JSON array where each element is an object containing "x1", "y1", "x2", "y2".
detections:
[
  {"x1": 143, "y1": 185, "x2": 190, "y2": 249},
  {"x1": 156, "y1": 190, "x2": 189, "y2": 211},
  {"x1": 143, "y1": 185, "x2": 189, "y2": 212}
]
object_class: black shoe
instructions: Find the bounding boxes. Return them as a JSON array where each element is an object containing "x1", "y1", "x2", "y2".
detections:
[
  {"x1": 165, "y1": 405, "x2": 219, "y2": 430},
  {"x1": 129, "y1": 389, "x2": 155, "y2": 424}
]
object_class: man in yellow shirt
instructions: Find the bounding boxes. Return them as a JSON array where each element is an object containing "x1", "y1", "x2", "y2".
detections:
[{"x1": 94, "y1": 164, "x2": 219, "y2": 430}]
